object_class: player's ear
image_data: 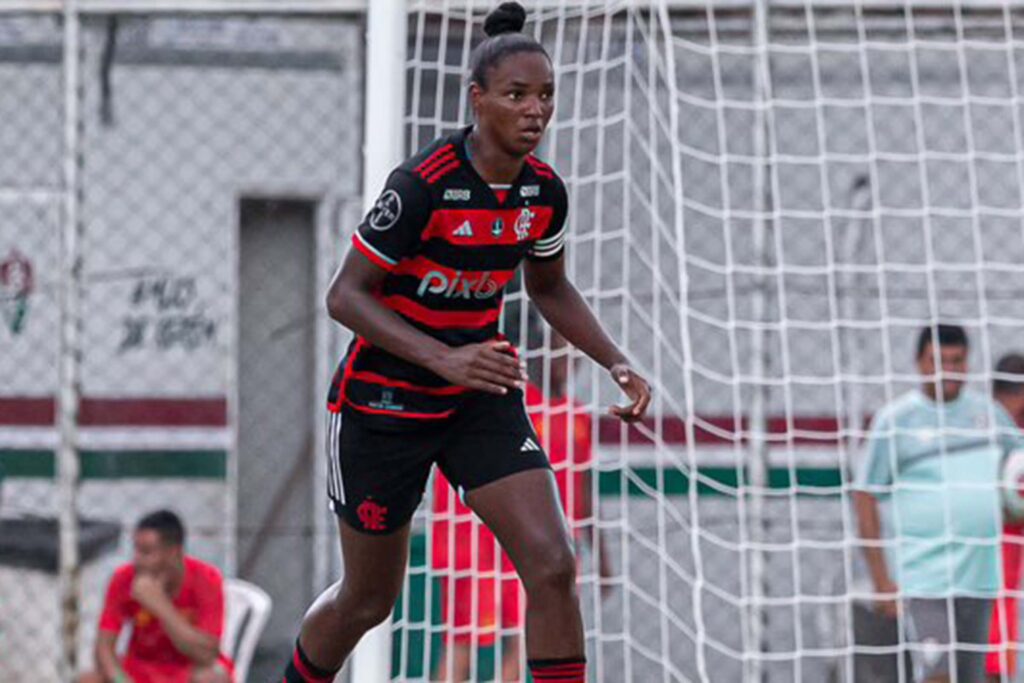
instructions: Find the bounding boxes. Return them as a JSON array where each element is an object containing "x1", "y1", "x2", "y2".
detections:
[{"x1": 469, "y1": 81, "x2": 484, "y2": 114}]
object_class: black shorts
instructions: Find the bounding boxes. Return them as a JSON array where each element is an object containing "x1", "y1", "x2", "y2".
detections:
[{"x1": 325, "y1": 389, "x2": 550, "y2": 534}]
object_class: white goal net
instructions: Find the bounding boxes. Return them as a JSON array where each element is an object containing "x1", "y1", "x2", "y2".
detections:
[{"x1": 394, "y1": 2, "x2": 1024, "y2": 682}]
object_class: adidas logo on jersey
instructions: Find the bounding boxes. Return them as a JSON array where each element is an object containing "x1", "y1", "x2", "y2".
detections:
[
  {"x1": 521, "y1": 437, "x2": 541, "y2": 452},
  {"x1": 453, "y1": 221, "x2": 474, "y2": 238}
]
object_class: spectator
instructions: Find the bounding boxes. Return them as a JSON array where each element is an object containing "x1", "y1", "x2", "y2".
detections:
[
  {"x1": 854, "y1": 325, "x2": 1020, "y2": 683},
  {"x1": 78, "y1": 510, "x2": 234, "y2": 683}
]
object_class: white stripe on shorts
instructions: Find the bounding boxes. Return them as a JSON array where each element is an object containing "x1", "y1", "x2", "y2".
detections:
[
  {"x1": 326, "y1": 412, "x2": 345, "y2": 504},
  {"x1": 326, "y1": 412, "x2": 337, "y2": 501},
  {"x1": 332, "y1": 411, "x2": 346, "y2": 504}
]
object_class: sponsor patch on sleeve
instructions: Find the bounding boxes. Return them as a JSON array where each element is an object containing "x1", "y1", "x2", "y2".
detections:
[{"x1": 368, "y1": 189, "x2": 402, "y2": 231}]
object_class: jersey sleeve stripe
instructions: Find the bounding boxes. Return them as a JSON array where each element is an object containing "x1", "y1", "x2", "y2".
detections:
[
  {"x1": 528, "y1": 246, "x2": 565, "y2": 261},
  {"x1": 535, "y1": 225, "x2": 567, "y2": 248},
  {"x1": 530, "y1": 247, "x2": 564, "y2": 260},
  {"x1": 532, "y1": 235, "x2": 566, "y2": 256},
  {"x1": 382, "y1": 294, "x2": 502, "y2": 329},
  {"x1": 417, "y1": 151, "x2": 457, "y2": 179},
  {"x1": 532, "y1": 241, "x2": 565, "y2": 254},
  {"x1": 414, "y1": 144, "x2": 455, "y2": 174},
  {"x1": 352, "y1": 232, "x2": 398, "y2": 270},
  {"x1": 425, "y1": 159, "x2": 462, "y2": 184}
]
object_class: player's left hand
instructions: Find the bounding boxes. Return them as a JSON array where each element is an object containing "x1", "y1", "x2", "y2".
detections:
[
  {"x1": 130, "y1": 573, "x2": 167, "y2": 610},
  {"x1": 608, "y1": 363, "x2": 650, "y2": 423}
]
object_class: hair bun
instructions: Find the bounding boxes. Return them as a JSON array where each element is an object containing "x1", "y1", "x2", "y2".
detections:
[{"x1": 483, "y1": 2, "x2": 527, "y2": 37}]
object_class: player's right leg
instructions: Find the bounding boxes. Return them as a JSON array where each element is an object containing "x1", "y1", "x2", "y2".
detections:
[
  {"x1": 284, "y1": 519, "x2": 412, "y2": 680},
  {"x1": 76, "y1": 673, "x2": 104, "y2": 683},
  {"x1": 281, "y1": 408, "x2": 440, "y2": 681}
]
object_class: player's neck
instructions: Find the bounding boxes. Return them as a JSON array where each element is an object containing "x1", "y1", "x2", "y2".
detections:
[{"x1": 466, "y1": 128, "x2": 524, "y2": 185}]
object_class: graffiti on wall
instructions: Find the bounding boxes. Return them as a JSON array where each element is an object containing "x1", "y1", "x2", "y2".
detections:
[
  {"x1": 119, "y1": 276, "x2": 217, "y2": 352},
  {"x1": 0, "y1": 249, "x2": 33, "y2": 336}
]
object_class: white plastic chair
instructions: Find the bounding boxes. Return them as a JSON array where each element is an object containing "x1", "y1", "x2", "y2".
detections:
[{"x1": 222, "y1": 578, "x2": 272, "y2": 683}]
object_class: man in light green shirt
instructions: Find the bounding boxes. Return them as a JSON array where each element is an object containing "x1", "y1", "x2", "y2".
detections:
[{"x1": 855, "y1": 325, "x2": 1020, "y2": 683}]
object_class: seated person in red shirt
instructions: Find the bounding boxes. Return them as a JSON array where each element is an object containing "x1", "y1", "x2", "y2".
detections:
[{"x1": 78, "y1": 510, "x2": 234, "y2": 683}]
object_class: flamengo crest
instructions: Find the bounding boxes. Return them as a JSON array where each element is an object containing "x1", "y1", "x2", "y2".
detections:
[{"x1": 514, "y1": 208, "x2": 534, "y2": 241}]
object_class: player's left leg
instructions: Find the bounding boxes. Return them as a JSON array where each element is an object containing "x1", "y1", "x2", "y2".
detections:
[
  {"x1": 440, "y1": 390, "x2": 586, "y2": 682},
  {"x1": 466, "y1": 469, "x2": 585, "y2": 681}
]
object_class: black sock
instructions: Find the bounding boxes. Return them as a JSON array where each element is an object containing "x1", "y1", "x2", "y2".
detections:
[{"x1": 282, "y1": 639, "x2": 339, "y2": 683}]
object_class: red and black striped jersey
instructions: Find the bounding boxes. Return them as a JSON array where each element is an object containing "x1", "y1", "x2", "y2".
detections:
[{"x1": 328, "y1": 126, "x2": 568, "y2": 426}]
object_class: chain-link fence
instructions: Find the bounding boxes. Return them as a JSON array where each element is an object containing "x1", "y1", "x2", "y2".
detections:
[{"x1": 0, "y1": 7, "x2": 362, "y2": 680}]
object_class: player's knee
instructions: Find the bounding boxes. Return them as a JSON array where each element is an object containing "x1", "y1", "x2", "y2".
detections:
[
  {"x1": 337, "y1": 585, "x2": 397, "y2": 629},
  {"x1": 77, "y1": 672, "x2": 104, "y2": 683},
  {"x1": 521, "y1": 543, "x2": 576, "y2": 596},
  {"x1": 353, "y1": 595, "x2": 397, "y2": 628}
]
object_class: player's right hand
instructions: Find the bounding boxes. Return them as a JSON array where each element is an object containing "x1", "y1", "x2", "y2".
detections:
[{"x1": 432, "y1": 340, "x2": 527, "y2": 394}]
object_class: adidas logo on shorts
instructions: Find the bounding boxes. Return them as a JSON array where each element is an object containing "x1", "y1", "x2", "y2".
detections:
[{"x1": 521, "y1": 437, "x2": 540, "y2": 452}]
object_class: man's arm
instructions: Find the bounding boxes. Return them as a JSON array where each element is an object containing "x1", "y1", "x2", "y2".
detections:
[
  {"x1": 131, "y1": 575, "x2": 220, "y2": 666},
  {"x1": 524, "y1": 257, "x2": 650, "y2": 421},
  {"x1": 853, "y1": 490, "x2": 898, "y2": 619},
  {"x1": 94, "y1": 631, "x2": 122, "y2": 681},
  {"x1": 149, "y1": 604, "x2": 220, "y2": 665}
]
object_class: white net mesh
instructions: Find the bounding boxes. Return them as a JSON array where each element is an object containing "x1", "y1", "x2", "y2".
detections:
[{"x1": 395, "y1": 2, "x2": 1024, "y2": 682}]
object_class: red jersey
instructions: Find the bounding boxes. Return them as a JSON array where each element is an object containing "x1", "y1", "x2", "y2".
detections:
[
  {"x1": 328, "y1": 126, "x2": 568, "y2": 426},
  {"x1": 525, "y1": 383, "x2": 593, "y2": 528},
  {"x1": 98, "y1": 556, "x2": 226, "y2": 682}
]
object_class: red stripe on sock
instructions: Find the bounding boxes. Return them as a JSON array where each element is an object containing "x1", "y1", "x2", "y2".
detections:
[
  {"x1": 531, "y1": 663, "x2": 586, "y2": 681},
  {"x1": 292, "y1": 649, "x2": 334, "y2": 683}
]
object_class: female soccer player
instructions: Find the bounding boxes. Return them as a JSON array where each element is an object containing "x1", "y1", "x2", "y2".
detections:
[{"x1": 282, "y1": 4, "x2": 650, "y2": 682}]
